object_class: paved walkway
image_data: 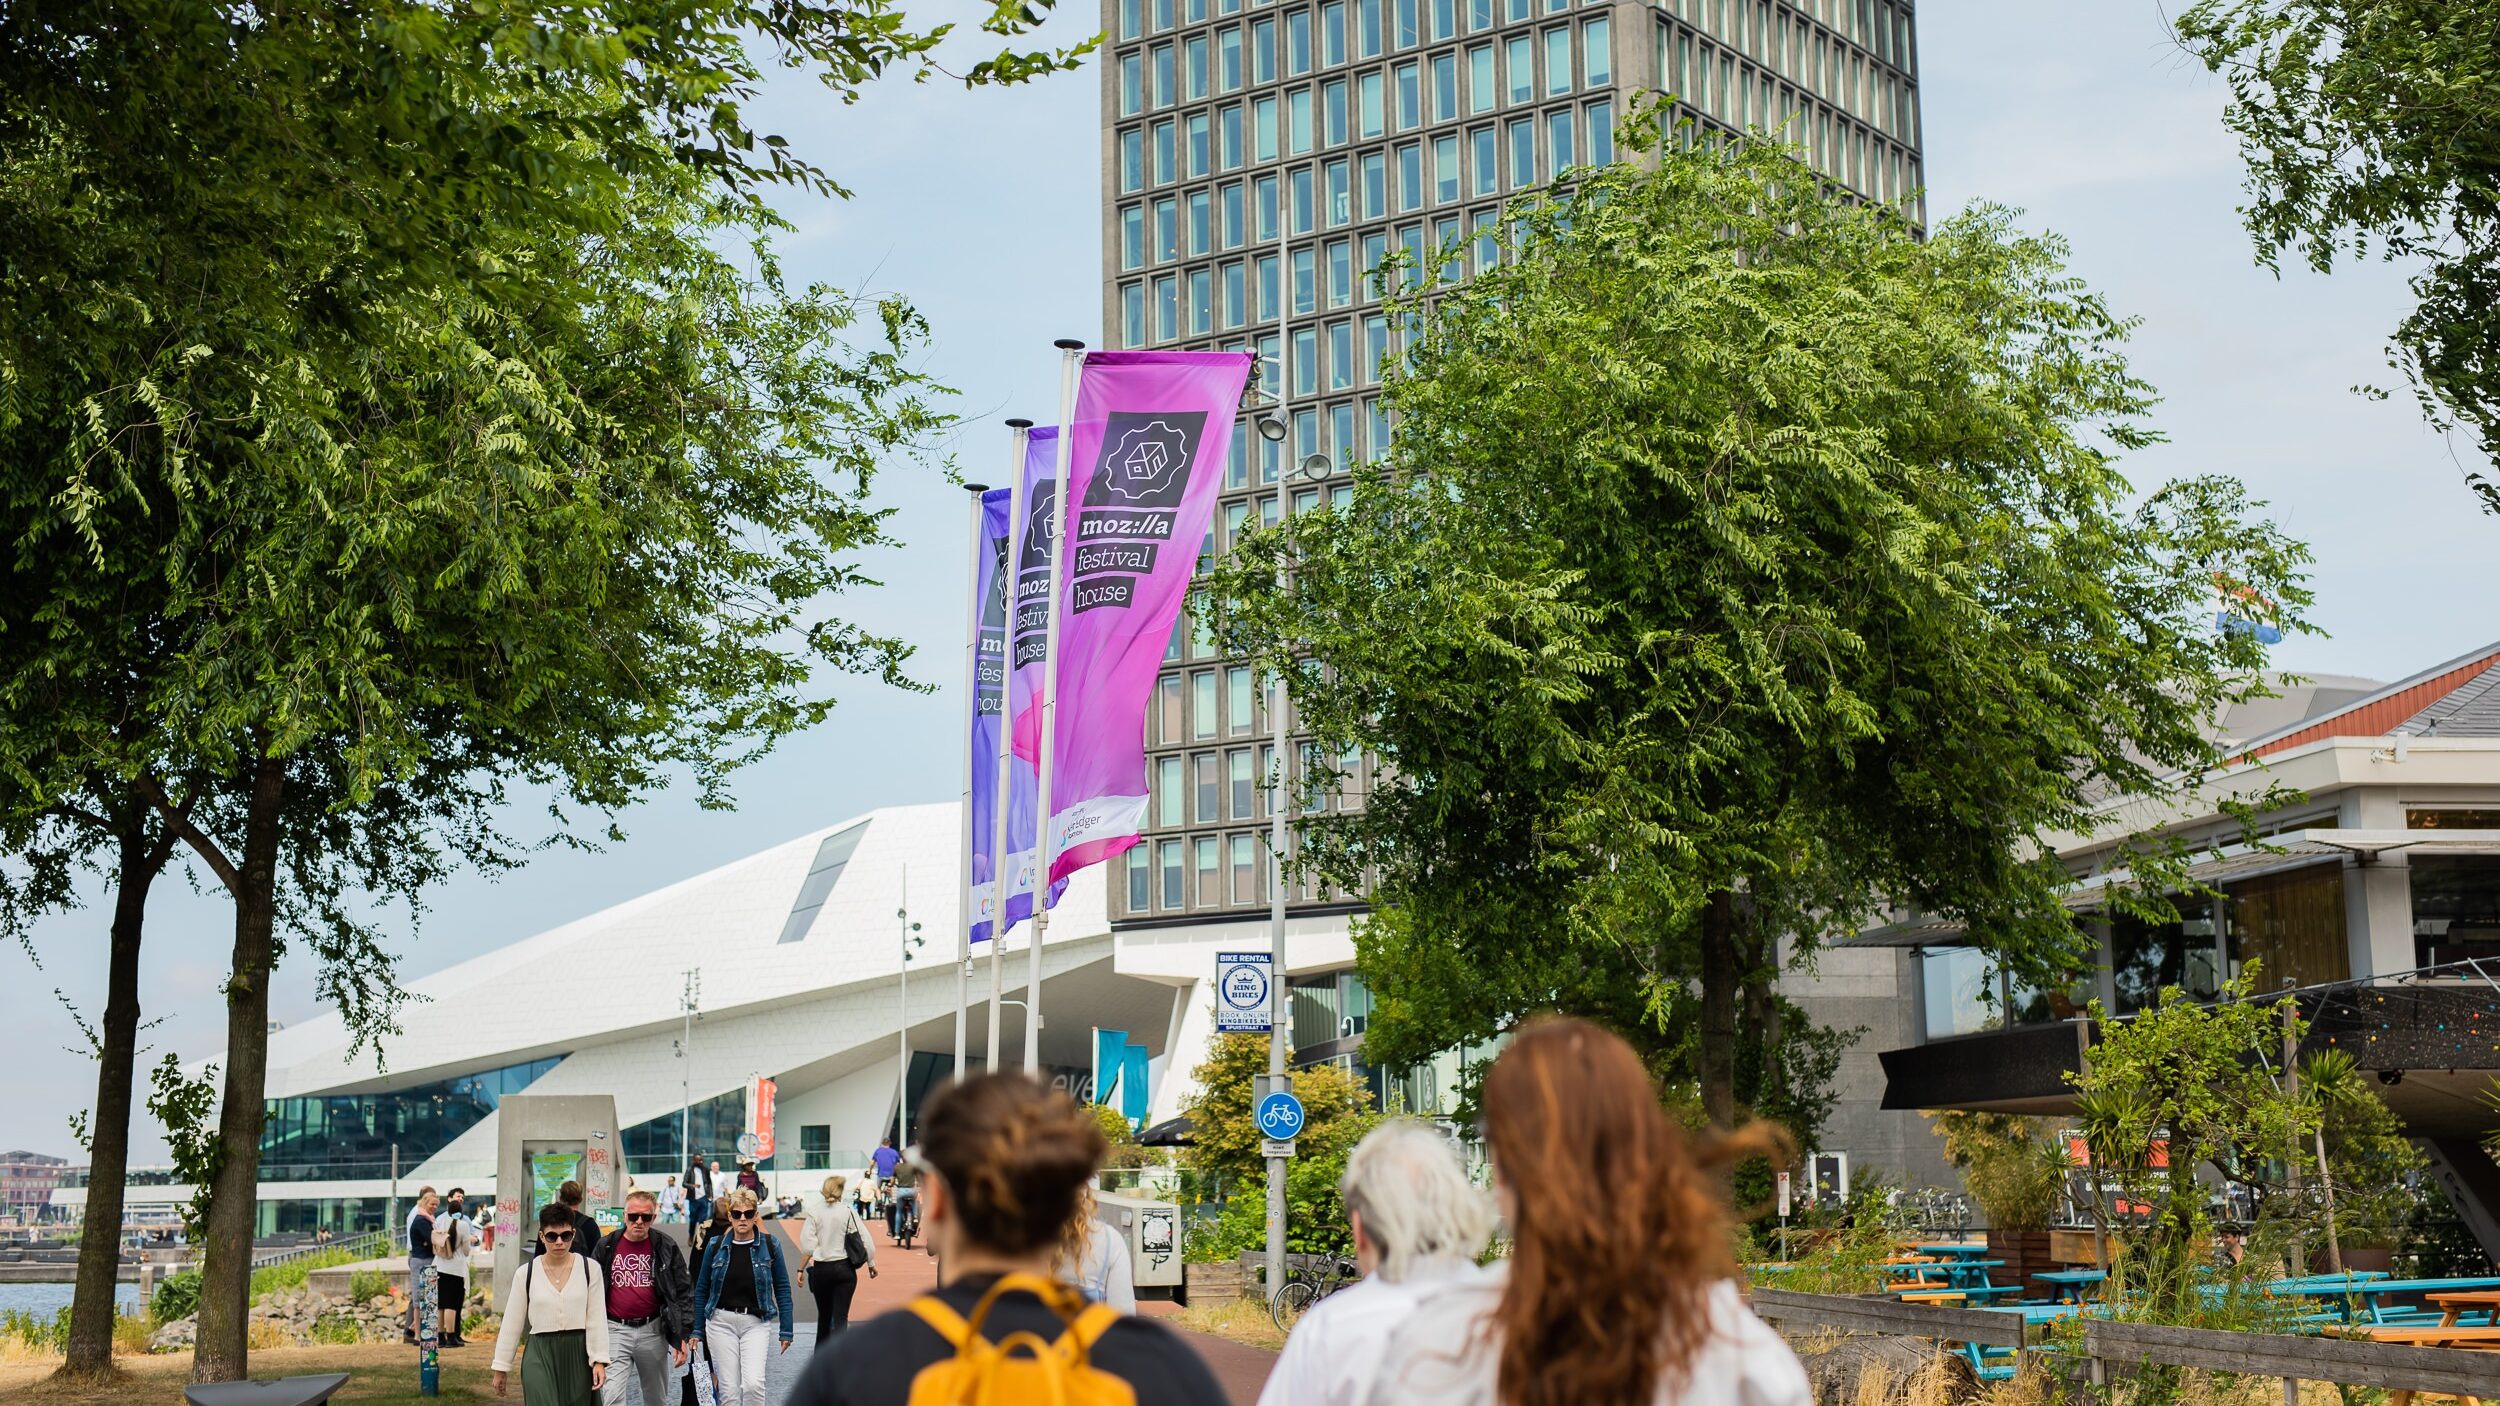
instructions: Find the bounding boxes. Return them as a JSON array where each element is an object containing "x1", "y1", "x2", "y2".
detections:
[{"x1": 664, "y1": 1219, "x2": 1276, "y2": 1406}]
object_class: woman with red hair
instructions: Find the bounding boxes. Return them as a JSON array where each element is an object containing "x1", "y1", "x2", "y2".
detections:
[{"x1": 1365, "y1": 1017, "x2": 1808, "y2": 1406}]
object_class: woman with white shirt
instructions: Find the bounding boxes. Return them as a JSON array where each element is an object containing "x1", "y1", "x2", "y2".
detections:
[
  {"x1": 796, "y1": 1173, "x2": 878, "y2": 1348},
  {"x1": 1058, "y1": 1182, "x2": 1137, "y2": 1312},
  {"x1": 1364, "y1": 1017, "x2": 1808, "y2": 1406},
  {"x1": 492, "y1": 1203, "x2": 610, "y2": 1403}
]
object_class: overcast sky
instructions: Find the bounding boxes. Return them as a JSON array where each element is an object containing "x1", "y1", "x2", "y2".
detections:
[{"x1": 6, "y1": 2, "x2": 2489, "y2": 1163}]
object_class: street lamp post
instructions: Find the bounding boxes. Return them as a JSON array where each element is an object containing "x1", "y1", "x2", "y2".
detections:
[
  {"x1": 1259, "y1": 188, "x2": 1301, "y2": 1304},
  {"x1": 677, "y1": 969, "x2": 701, "y2": 1167},
  {"x1": 897, "y1": 873, "x2": 924, "y2": 1146}
]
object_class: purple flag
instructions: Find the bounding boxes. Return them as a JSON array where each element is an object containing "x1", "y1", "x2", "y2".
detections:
[
  {"x1": 1018, "y1": 351, "x2": 1254, "y2": 884},
  {"x1": 973, "y1": 434, "x2": 1069, "y2": 940}
]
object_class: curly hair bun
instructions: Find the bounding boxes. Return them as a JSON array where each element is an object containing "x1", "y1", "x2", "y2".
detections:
[{"x1": 919, "y1": 1073, "x2": 1111, "y2": 1257}]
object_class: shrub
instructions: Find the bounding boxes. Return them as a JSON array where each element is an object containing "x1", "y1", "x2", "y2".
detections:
[
  {"x1": 309, "y1": 1310, "x2": 363, "y2": 1346},
  {"x1": 349, "y1": 1269, "x2": 390, "y2": 1302},
  {"x1": 152, "y1": 1270, "x2": 202, "y2": 1324}
]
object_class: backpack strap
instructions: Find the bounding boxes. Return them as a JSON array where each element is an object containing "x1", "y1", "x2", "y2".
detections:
[
  {"x1": 1063, "y1": 1302, "x2": 1122, "y2": 1358},
  {"x1": 907, "y1": 1296, "x2": 976, "y2": 1350}
]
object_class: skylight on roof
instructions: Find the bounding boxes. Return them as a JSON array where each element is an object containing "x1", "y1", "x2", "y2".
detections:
[{"x1": 777, "y1": 822, "x2": 869, "y2": 944}]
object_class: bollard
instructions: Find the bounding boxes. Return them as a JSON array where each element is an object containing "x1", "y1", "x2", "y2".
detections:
[{"x1": 417, "y1": 1262, "x2": 439, "y2": 1397}]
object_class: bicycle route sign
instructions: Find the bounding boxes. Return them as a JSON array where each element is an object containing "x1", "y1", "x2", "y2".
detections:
[
  {"x1": 1215, "y1": 951, "x2": 1273, "y2": 1032},
  {"x1": 1255, "y1": 1089, "x2": 1306, "y2": 1141}
]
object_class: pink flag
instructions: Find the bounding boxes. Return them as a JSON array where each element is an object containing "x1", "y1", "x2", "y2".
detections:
[{"x1": 1016, "y1": 351, "x2": 1254, "y2": 884}]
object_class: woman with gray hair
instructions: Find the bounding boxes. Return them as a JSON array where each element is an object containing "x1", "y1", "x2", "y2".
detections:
[{"x1": 1256, "y1": 1120, "x2": 1494, "y2": 1406}]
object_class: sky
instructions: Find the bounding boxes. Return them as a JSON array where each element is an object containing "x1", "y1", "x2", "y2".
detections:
[{"x1": 5, "y1": 2, "x2": 2492, "y2": 1164}]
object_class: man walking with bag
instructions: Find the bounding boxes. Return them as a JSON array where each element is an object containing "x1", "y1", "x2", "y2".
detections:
[{"x1": 594, "y1": 1188, "x2": 695, "y2": 1405}]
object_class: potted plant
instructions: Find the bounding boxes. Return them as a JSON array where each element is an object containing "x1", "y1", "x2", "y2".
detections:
[{"x1": 1930, "y1": 1112, "x2": 2069, "y2": 1291}]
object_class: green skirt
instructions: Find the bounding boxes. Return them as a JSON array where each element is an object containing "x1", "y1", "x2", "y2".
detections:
[{"x1": 523, "y1": 1328, "x2": 597, "y2": 1406}]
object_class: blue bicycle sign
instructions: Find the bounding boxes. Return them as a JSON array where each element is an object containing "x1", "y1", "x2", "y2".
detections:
[{"x1": 1255, "y1": 1091, "x2": 1307, "y2": 1140}]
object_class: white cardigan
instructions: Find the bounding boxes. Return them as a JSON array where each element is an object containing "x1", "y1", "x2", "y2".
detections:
[
  {"x1": 491, "y1": 1254, "x2": 611, "y2": 1374},
  {"x1": 798, "y1": 1197, "x2": 876, "y2": 1268}
]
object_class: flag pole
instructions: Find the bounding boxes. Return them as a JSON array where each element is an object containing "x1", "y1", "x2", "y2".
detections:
[
  {"x1": 953, "y1": 480, "x2": 988, "y2": 1089},
  {"x1": 990, "y1": 420, "x2": 1033, "y2": 1075},
  {"x1": 1028, "y1": 338, "x2": 1086, "y2": 1073}
]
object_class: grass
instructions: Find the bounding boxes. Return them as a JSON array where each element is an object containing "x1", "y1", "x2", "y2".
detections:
[
  {"x1": 1169, "y1": 1296, "x2": 1286, "y2": 1351},
  {"x1": 0, "y1": 1343, "x2": 500, "y2": 1404}
]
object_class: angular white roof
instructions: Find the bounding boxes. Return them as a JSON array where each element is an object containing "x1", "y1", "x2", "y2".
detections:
[{"x1": 261, "y1": 801, "x2": 1109, "y2": 1099}]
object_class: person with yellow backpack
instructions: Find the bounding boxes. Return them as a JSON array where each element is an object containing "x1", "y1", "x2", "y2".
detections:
[{"x1": 787, "y1": 1072, "x2": 1225, "y2": 1406}]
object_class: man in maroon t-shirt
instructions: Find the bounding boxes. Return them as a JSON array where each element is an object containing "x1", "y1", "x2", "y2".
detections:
[{"x1": 593, "y1": 1189, "x2": 694, "y2": 1405}]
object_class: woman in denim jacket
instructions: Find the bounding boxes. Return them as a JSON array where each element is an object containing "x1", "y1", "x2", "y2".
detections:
[{"x1": 691, "y1": 1188, "x2": 795, "y2": 1406}]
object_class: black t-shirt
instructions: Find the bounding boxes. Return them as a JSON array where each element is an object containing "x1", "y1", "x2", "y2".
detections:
[
  {"x1": 787, "y1": 1275, "x2": 1224, "y2": 1406},
  {"x1": 409, "y1": 1212, "x2": 435, "y2": 1260},
  {"x1": 716, "y1": 1238, "x2": 763, "y2": 1317}
]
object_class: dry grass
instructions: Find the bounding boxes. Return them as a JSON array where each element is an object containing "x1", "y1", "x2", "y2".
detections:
[
  {"x1": 1170, "y1": 1295, "x2": 1288, "y2": 1351},
  {"x1": 1782, "y1": 1329, "x2": 2410, "y2": 1406},
  {"x1": 0, "y1": 1343, "x2": 499, "y2": 1405}
]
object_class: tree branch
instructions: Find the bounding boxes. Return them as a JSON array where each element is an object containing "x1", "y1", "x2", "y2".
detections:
[{"x1": 137, "y1": 772, "x2": 240, "y2": 894}]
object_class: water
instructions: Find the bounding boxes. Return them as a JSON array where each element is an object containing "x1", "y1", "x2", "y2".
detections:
[{"x1": 0, "y1": 1282, "x2": 144, "y2": 1318}]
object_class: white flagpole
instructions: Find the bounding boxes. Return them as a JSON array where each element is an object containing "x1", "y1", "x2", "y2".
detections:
[
  {"x1": 953, "y1": 480, "x2": 988, "y2": 1088},
  {"x1": 1027, "y1": 338, "x2": 1086, "y2": 1074},
  {"x1": 990, "y1": 420, "x2": 1033, "y2": 1074}
]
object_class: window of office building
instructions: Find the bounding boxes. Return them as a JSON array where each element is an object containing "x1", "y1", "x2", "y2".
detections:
[
  {"x1": 2229, "y1": 866, "x2": 2350, "y2": 991},
  {"x1": 1292, "y1": 248, "x2": 1318, "y2": 316},
  {"x1": 1195, "y1": 752, "x2": 1222, "y2": 821},
  {"x1": 1506, "y1": 116, "x2": 1534, "y2": 187},
  {"x1": 1230, "y1": 748, "x2": 1257, "y2": 818},
  {"x1": 1232, "y1": 834, "x2": 1266, "y2": 904},
  {"x1": 1120, "y1": 206, "x2": 1144, "y2": 269},
  {"x1": 1121, "y1": 0, "x2": 1143, "y2": 38},
  {"x1": 1120, "y1": 129, "x2": 1145, "y2": 192},
  {"x1": 1544, "y1": 25, "x2": 1570, "y2": 94},
  {"x1": 1127, "y1": 846, "x2": 1153, "y2": 913},
  {"x1": 1547, "y1": 107, "x2": 1574, "y2": 170},
  {"x1": 1121, "y1": 52, "x2": 1144, "y2": 115},
  {"x1": 1121, "y1": 283, "x2": 1146, "y2": 346},
  {"x1": 1468, "y1": 44, "x2": 1495, "y2": 113},
  {"x1": 1397, "y1": 141, "x2": 1423, "y2": 210},
  {"x1": 1192, "y1": 670, "x2": 1218, "y2": 737},
  {"x1": 1329, "y1": 321, "x2": 1354, "y2": 388},
  {"x1": 1506, "y1": 35, "x2": 1532, "y2": 103},
  {"x1": 1325, "y1": 158, "x2": 1351, "y2": 225},
  {"x1": 1588, "y1": 98, "x2": 1614, "y2": 164},
  {"x1": 1291, "y1": 166, "x2": 1316, "y2": 234},
  {"x1": 1221, "y1": 26, "x2": 1243, "y2": 88},
  {"x1": 1187, "y1": 34, "x2": 1210, "y2": 97},
  {"x1": 1326, "y1": 239, "x2": 1352, "y2": 305},
  {"x1": 1583, "y1": 15, "x2": 1609, "y2": 85},
  {"x1": 1361, "y1": 150, "x2": 1386, "y2": 219},
  {"x1": 1324, "y1": 79, "x2": 1349, "y2": 146},
  {"x1": 1159, "y1": 839, "x2": 1185, "y2": 908},
  {"x1": 1290, "y1": 87, "x2": 1314, "y2": 154},
  {"x1": 1153, "y1": 43, "x2": 1176, "y2": 105},
  {"x1": 1322, "y1": 0, "x2": 1347, "y2": 65},
  {"x1": 1359, "y1": 71, "x2": 1385, "y2": 138},
  {"x1": 1286, "y1": 7, "x2": 1312, "y2": 72},
  {"x1": 1253, "y1": 17, "x2": 1276, "y2": 82},
  {"x1": 1196, "y1": 836, "x2": 1222, "y2": 905},
  {"x1": 1470, "y1": 125, "x2": 1497, "y2": 196},
  {"x1": 1435, "y1": 133, "x2": 1461, "y2": 202},
  {"x1": 1157, "y1": 675, "x2": 1185, "y2": 743}
]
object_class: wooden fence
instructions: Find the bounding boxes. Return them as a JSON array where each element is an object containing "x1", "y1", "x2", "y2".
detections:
[{"x1": 1748, "y1": 1287, "x2": 2500, "y2": 1401}]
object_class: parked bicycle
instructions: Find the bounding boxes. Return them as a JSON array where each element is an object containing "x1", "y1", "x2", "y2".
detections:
[{"x1": 1270, "y1": 1253, "x2": 1360, "y2": 1333}]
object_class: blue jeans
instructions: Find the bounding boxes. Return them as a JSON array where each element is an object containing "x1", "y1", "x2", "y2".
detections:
[{"x1": 888, "y1": 1188, "x2": 917, "y2": 1238}]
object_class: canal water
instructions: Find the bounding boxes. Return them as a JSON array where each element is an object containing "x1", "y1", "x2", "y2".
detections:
[{"x1": 0, "y1": 1282, "x2": 145, "y2": 1318}]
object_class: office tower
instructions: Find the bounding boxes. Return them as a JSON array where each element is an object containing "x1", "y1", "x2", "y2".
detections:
[{"x1": 1099, "y1": 0, "x2": 1924, "y2": 1046}]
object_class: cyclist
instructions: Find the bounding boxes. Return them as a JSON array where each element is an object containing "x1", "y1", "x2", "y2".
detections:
[{"x1": 890, "y1": 1153, "x2": 923, "y2": 1246}]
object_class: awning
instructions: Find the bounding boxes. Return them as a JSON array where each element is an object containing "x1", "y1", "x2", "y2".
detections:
[{"x1": 1137, "y1": 1116, "x2": 1196, "y2": 1147}]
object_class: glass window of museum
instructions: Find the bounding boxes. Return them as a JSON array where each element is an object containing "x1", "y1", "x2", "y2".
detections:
[{"x1": 1106, "y1": 0, "x2": 1923, "y2": 1099}]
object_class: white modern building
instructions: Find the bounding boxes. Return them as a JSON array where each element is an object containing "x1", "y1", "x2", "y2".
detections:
[{"x1": 54, "y1": 801, "x2": 1357, "y2": 1234}]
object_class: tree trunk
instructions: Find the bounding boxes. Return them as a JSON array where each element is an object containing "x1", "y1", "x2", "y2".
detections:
[
  {"x1": 190, "y1": 756, "x2": 285, "y2": 1385},
  {"x1": 2313, "y1": 1128, "x2": 2344, "y2": 1276},
  {"x1": 62, "y1": 813, "x2": 166, "y2": 1375},
  {"x1": 1700, "y1": 889, "x2": 1738, "y2": 1129}
]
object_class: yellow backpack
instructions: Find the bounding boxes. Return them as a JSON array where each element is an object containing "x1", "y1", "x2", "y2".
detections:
[{"x1": 903, "y1": 1272, "x2": 1137, "y2": 1406}]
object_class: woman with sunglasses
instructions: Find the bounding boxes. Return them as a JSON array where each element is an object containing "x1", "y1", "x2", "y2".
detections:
[
  {"x1": 492, "y1": 1203, "x2": 610, "y2": 1404},
  {"x1": 692, "y1": 1187, "x2": 795, "y2": 1406}
]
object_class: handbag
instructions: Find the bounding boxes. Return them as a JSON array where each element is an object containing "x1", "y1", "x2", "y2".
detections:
[{"x1": 843, "y1": 1216, "x2": 870, "y2": 1269}]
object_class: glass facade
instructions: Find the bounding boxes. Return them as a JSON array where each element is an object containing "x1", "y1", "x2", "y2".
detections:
[
  {"x1": 1103, "y1": 0, "x2": 1922, "y2": 937},
  {"x1": 623, "y1": 1087, "x2": 770, "y2": 1178},
  {"x1": 2412, "y1": 855, "x2": 2500, "y2": 967},
  {"x1": 259, "y1": 1055, "x2": 561, "y2": 1182},
  {"x1": 778, "y1": 821, "x2": 870, "y2": 943}
]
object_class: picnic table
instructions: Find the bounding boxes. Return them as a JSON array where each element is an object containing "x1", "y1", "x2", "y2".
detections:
[
  {"x1": 2268, "y1": 1276, "x2": 2500, "y2": 1325},
  {"x1": 2351, "y1": 1324, "x2": 2500, "y2": 1406},
  {"x1": 2428, "y1": 1291, "x2": 2500, "y2": 1327},
  {"x1": 2034, "y1": 1269, "x2": 2107, "y2": 1304}
]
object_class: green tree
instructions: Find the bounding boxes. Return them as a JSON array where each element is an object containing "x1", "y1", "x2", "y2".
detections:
[
  {"x1": 2175, "y1": 0, "x2": 2500, "y2": 513},
  {"x1": 1204, "y1": 115, "x2": 2314, "y2": 1132},
  {"x1": 2069, "y1": 974, "x2": 2313, "y2": 1315},
  {"x1": 1179, "y1": 1032, "x2": 1372, "y2": 1188},
  {"x1": 1, "y1": 0, "x2": 1083, "y2": 1382}
]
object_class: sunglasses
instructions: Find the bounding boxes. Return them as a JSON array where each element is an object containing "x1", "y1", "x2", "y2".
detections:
[
  {"x1": 728, "y1": 1209, "x2": 756, "y2": 1220},
  {"x1": 543, "y1": 1231, "x2": 574, "y2": 1244},
  {"x1": 625, "y1": 1212, "x2": 654, "y2": 1224}
]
